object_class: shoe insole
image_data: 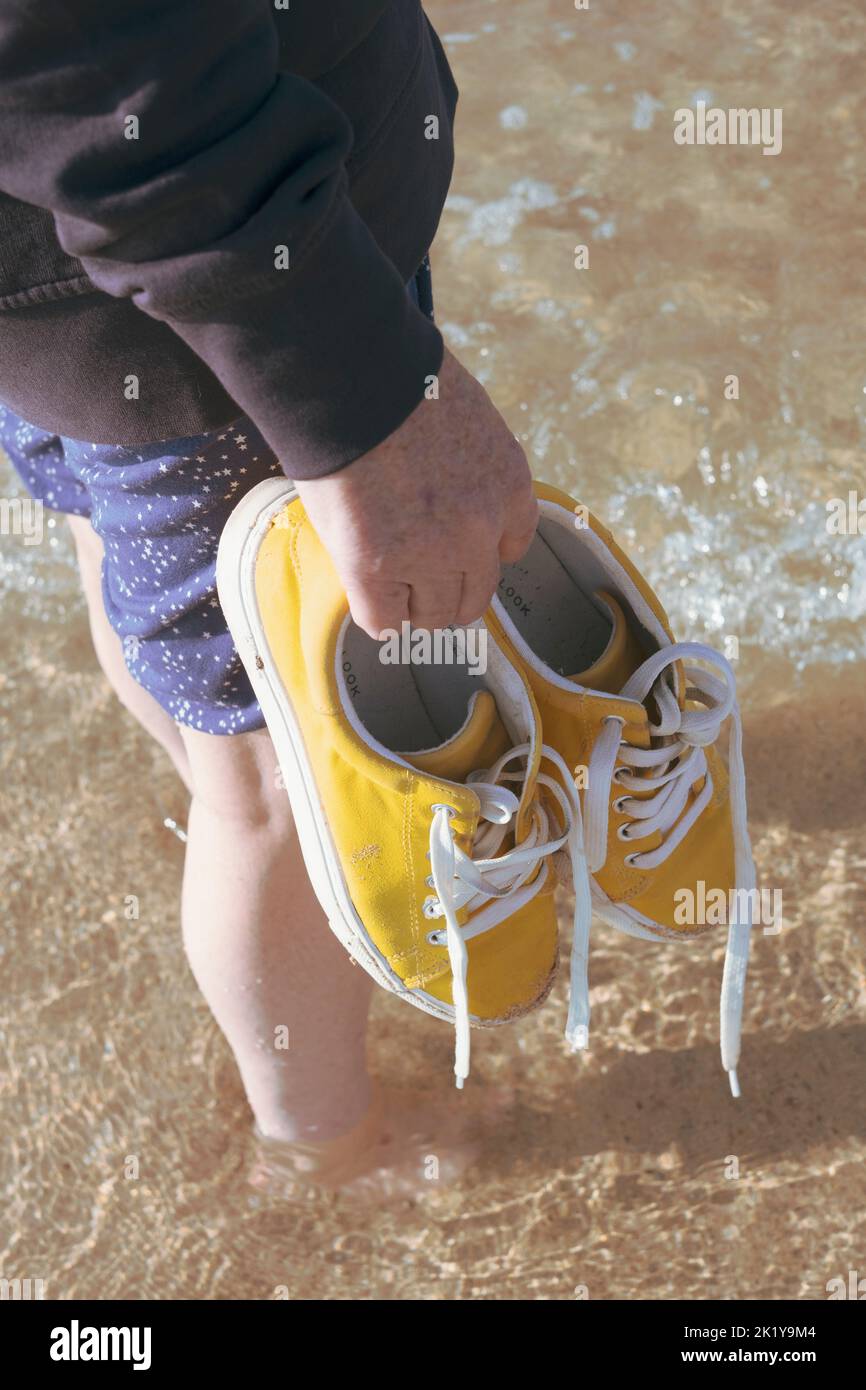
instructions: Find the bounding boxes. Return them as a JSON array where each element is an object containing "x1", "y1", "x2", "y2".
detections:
[
  {"x1": 498, "y1": 524, "x2": 613, "y2": 676},
  {"x1": 340, "y1": 623, "x2": 488, "y2": 753}
]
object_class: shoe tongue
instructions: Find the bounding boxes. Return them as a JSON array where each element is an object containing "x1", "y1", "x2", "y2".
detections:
[
  {"x1": 570, "y1": 590, "x2": 645, "y2": 695},
  {"x1": 403, "y1": 690, "x2": 510, "y2": 783}
]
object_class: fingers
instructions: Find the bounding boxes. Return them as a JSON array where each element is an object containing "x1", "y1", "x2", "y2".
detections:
[
  {"x1": 346, "y1": 568, "x2": 496, "y2": 639},
  {"x1": 344, "y1": 578, "x2": 410, "y2": 640},
  {"x1": 334, "y1": 466, "x2": 537, "y2": 638},
  {"x1": 346, "y1": 524, "x2": 528, "y2": 638},
  {"x1": 455, "y1": 555, "x2": 500, "y2": 625},
  {"x1": 498, "y1": 481, "x2": 539, "y2": 565},
  {"x1": 407, "y1": 573, "x2": 463, "y2": 629},
  {"x1": 346, "y1": 575, "x2": 467, "y2": 638}
]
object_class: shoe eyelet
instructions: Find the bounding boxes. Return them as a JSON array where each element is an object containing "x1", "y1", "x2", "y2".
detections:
[
  {"x1": 422, "y1": 898, "x2": 439, "y2": 918},
  {"x1": 616, "y1": 822, "x2": 633, "y2": 841},
  {"x1": 624, "y1": 852, "x2": 641, "y2": 868},
  {"x1": 431, "y1": 802, "x2": 457, "y2": 817},
  {"x1": 426, "y1": 929, "x2": 445, "y2": 946},
  {"x1": 612, "y1": 796, "x2": 630, "y2": 814},
  {"x1": 602, "y1": 715, "x2": 626, "y2": 728},
  {"x1": 425, "y1": 875, "x2": 434, "y2": 889},
  {"x1": 612, "y1": 767, "x2": 626, "y2": 784}
]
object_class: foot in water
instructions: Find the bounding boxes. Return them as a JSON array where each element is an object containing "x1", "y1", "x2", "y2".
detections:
[{"x1": 247, "y1": 1082, "x2": 515, "y2": 1201}]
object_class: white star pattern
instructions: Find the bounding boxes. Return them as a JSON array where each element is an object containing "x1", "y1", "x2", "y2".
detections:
[{"x1": 0, "y1": 406, "x2": 278, "y2": 736}]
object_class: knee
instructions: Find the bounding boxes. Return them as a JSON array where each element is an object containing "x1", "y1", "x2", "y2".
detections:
[
  {"x1": 192, "y1": 781, "x2": 295, "y2": 837},
  {"x1": 183, "y1": 728, "x2": 297, "y2": 837}
]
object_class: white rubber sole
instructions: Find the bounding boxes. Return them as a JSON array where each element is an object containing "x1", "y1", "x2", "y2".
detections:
[{"x1": 215, "y1": 478, "x2": 461, "y2": 1027}]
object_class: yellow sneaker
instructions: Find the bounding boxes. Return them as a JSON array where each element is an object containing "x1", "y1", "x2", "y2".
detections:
[
  {"x1": 216, "y1": 479, "x2": 577, "y2": 1087},
  {"x1": 486, "y1": 481, "x2": 757, "y2": 1096}
]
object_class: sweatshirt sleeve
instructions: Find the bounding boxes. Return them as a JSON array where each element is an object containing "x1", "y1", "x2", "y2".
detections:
[{"x1": 0, "y1": 0, "x2": 444, "y2": 478}]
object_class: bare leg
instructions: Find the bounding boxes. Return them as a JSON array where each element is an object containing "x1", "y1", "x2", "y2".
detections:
[
  {"x1": 179, "y1": 727, "x2": 493, "y2": 1195},
  {"x1": 68, "y1": 513, "x2": 484, "y2": 1190},
  {"x1": 68, "y1": 515, "x2": 193, "y2": 793},
  {"x1": 69, "y1": 513, "x2": 375, "y2": 1144},
  {"x1": 178, "y1": 723, "x2": 376, "y2": 1144}
]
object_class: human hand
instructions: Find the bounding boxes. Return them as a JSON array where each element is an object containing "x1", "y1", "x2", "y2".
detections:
[{"x1": 295, "y1": 347, "x2": 538, "y2": 638}]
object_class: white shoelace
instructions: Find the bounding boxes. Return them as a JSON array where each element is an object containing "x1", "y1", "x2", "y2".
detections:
[
  {"x1": 425, "y1": 641, "x2": 755, "y2": 1095},
  {"x1": 425, "y1": 743, "x2": 586, "y2": 1089},
  {"x1": 579, "y1": 642, "x2": 756, "y2": 1096}
]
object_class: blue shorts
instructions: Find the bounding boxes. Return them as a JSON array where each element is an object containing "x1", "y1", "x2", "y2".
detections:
[{"x1": 1, "y1": 259, "x2": 434, "y2": 735}]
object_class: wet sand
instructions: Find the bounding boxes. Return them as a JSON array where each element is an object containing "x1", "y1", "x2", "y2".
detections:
[{"x1": 1, "y1": 0, "x2": 865, "y2": 1299}]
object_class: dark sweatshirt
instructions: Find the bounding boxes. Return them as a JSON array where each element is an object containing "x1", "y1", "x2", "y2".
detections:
[{"x1": 0, "y1": 1, "x2": 457, "y2": 478}]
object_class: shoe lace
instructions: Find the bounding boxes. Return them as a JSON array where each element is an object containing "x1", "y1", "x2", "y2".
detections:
[
  {"x1": 426, "y1": 641, "x2": 755, "y2": 1098},
  {"x1": 581, "y1": 640, "x2": 756, "y2": 1097},
  {"x1": 425, "y1": 742, "x2": 588, "y2": 1089}
]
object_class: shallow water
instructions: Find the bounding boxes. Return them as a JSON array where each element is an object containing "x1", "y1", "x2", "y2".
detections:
[{"x1": 2, "y1": 0, "x2": 865, "y2": 1299}]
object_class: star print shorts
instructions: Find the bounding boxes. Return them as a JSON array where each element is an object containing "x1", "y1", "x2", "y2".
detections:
[{"x1": 0, "y1": 258, "x2": 434, "y2": 734}]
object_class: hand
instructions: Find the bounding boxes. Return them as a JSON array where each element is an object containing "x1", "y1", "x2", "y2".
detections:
[{"x1": 295, "y1": 347, "x2": 538, "y2": 638}]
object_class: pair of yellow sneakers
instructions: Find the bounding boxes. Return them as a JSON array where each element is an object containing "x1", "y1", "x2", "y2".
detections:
[{"x1": 216, "y1": 480, "x2": 756, "y2": 1096}]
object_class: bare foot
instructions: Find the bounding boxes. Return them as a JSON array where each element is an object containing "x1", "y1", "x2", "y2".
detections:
[{"x1": 247, "y1": 1083, "x2": 515, "y2": 1203}]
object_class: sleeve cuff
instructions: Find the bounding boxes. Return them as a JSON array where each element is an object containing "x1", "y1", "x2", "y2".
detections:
[{"x1": 166, "y1": 196, "x2": 444, "y2": 480}]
